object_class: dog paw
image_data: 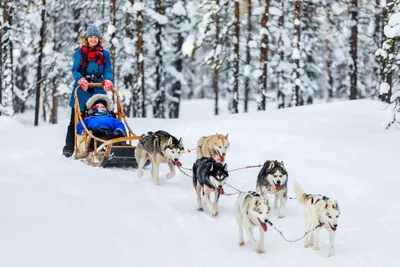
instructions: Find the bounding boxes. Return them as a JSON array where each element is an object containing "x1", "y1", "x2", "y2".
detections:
[
  {"x1": 304, "y1": 242, "x2": 312, "y2": 248},
  {"x1": 197, "y1": 207, "x2": 204, "y2": 212},
  {"x1": 278, "y1": 215, "x2": 284, "y2": 219},
  {"x1": 328, "y1": 250, "x2": 335, "y2": 257},
  {"x1": 166, "y1": 173, "x2": 174, "y2": 179},
  {"x1": 256, "y1": 248, "x2": 265, "y2": 254},
  {"x1": 238, "y1": 240, "x2": 245, "y2": 246},
  {"x1": 313, "y1": 246, "x2": 319, "y2": 251},
  {"x1": 212, "y1": 211, "x2": 218, "y2": 217}
]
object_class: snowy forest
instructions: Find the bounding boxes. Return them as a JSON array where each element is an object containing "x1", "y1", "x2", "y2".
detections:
[{"x1": 0, "y1": 0, "x2": 399, "y2": 124}]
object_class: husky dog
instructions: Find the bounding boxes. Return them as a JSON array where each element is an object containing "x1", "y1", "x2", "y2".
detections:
[
  {"x1": 197, "y1": 133, "x2": 230, "y2": 163},
  {"x1": 135, "y1": 130, "x2": 184, "y2": 186},
  {"x1": 192, "y1": 157, "x2": 229, "y2": 216},
  {"x1": 294, "y1": 181, "x2": 341, "y2": 257},
  {"x1": 235, "y1": 191, "x2": 271, "y2": 254},
  {"x1": 256, "y1": 160, "x2": 288, "y2": 218}
]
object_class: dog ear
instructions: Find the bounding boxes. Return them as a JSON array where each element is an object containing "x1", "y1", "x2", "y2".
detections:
[
  {"x1": 178, "y1": 137, "x2": 183, "y2": 146},
  {"x1": 225, "y1": 133, "x2": 229, "y2": 139},
  {"x1": 255, "y1": 199, "x2": 260, "y2": 206},
  {"x1": 268, "y1": 161, "x2": 275, "y2": 170},
  {"x1": 333, "y1": 200, "x2": 339, "y2": 209},
  {"x1": 167, "y1": 137, "x2": 173, "y2": 146},
  {"x1": 224, "y1": 163, "x2": 228, "y2": 172},
  {"x1": 325, "y1": 203, "x2": 329, "y2": 209},
  {"x1": 280, "y1": 161, "x2": 285, "y2": 169},
  {"x1": 209, "y1": 163, "x2": 213, "y2": 172}
]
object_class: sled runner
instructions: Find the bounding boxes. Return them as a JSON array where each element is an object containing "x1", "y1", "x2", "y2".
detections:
[{"x1": 73, "y1": 83, "x2": 149, "y2": 168}]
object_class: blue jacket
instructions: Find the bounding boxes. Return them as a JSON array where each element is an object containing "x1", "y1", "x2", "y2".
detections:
[
  {"x1": 69, "y1": 48, "x2": 113, "y2": 111},
  {"x1": 76, "y1": 115, "x2": 126, "y2": 135}
]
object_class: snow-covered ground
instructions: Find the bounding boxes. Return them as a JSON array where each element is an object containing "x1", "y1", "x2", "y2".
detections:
[{"x1": 1, "y1": 100, "x2": 399, "y2": 267}]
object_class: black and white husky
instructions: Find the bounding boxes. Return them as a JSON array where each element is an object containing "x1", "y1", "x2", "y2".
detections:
[
  {"x1": 256, "y1": 160, "x2": 288, "y2": 218},
  {"x1": 235, "y1": 191, "x2": 271, "y2": 254},
  {"x1": 294, "y1": 181, "x2": 341, "y2": 257},
  {"x1": 192, "y1": 157, "x2": 229, "y2": 217}
]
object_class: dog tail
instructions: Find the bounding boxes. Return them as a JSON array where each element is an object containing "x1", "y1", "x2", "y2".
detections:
[
  {"x1": 192, "y1": 162, "x2": 197, "y2": 188},
  {"x1": 294, "y1": 181, "x2": 308, "y2": 205}
]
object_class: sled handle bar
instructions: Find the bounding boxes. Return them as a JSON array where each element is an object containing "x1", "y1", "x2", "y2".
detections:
[{"x1": 73, "y1": 83, "x2": 136, "y2": 137}]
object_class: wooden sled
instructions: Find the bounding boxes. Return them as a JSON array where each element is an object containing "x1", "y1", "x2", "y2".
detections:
[{"x1": 73, "y1": 83, "x2": 147, "y2": 168}]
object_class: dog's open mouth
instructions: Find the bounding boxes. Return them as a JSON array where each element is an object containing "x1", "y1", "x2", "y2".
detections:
[
  {"x1": 217, "y1": 151, "x2": 225, "y2": 163},
  {"x1": 171, "y1": 160, "x2": 182, "y2": 168},
  {"x1": 258, "y1": 218, "x2": 268, "y2": 232},
  {"x1": 329, "y1": 223, "x2": 337, "y2": 232},
  {"x1": 218, "y1": 187, "x2": 225, "y2": 195},
  {"x1": 273, "y1": 181, "x2": 281, "y2": 190}
]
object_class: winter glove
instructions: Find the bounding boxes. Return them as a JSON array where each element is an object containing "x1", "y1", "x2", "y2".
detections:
[
  {"x1": 78, "y1": 78, "x2": 89, "y2": 91},
  {"x1": 102, "y1": 79, "x2": 114, "y2": 92}
]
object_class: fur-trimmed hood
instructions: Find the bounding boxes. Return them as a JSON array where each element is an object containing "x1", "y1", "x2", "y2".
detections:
[
  {"x1": 86, "y1": 94, "x2": 113, "y2": 110},
  {"x1": 79, "y1": 34, "x2": 105, "y2": 46}
]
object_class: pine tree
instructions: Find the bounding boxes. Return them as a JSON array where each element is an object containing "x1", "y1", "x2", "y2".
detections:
[
  {"x1": 257, "y1": 0, "x2": 270, "y2": 111},
  {"x1": 376, "y1": 0, "x2": 400, "y2": 128},
  {"x1": 167, "y1": 0, "x2": 190, "y2": 118},
  {"x1": 34, "y1": 0, "x2": 46, "y2": 126},
  {"x1": 0, "y1": 0, "x2": 14, "y2": 116}
]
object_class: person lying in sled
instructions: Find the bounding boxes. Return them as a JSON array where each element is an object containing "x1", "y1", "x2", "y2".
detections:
[{"x1": 75, "y1": 94, "x2": 126, "y2": 159}]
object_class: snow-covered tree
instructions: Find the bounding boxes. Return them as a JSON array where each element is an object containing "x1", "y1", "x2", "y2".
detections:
[{"x1": 376, "y1": 0, "x2": 400, "y2": 128}]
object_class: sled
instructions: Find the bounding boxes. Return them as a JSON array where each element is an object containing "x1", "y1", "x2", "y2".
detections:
[{"x1": 73, "y1": 83, "x2": 148, "y2": 168}]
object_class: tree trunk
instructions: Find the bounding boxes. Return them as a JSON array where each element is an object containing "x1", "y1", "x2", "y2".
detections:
[
  {"x1": 35, "y1": 0, "x2": 46, "y2": 126},
  {"x1": 232, "y1": 0, "x2": 240, "y2": 114},
  {"x1": 244, "y1": 0, "x2": 252, "y2": 113},
  {"x1": 169, "y1": 32, "x2": 183, "y2": 118},
  {"x1": 258, "y1": 0, "x2": 270, "y2": 111},
  {"x1": 169, "y1": 0, "x2": 186, "y2": 119},
  {"x1": 110, "y1": 0, "x2": 116, "y2": 86},
  {"x1": 381, "y1": 2, "x2": 391, "y2": 103},
  {"x1": 102, "y1": 0, "x2": 106, "y2": 34},
  {"x1": 0, "y1": 0, "x2": 3, "y2": 114},
  {"x1": 135, "y1": 2, "x2": 145, "y2": 117},
  {"x1": 153, "y1": 0, "x2": 165, "y2": 118},
  {"x1": 124, "y1": 0, "x2": 135, "y2": 116},
  {"x1": 293, "y1": 0, "x2": 301, "y2": 107},
  {"x1": 2, "y1": 1, "x2": 14, "y2": 115},
  {"x1": 325, "y1": 0, "x2": 334, "y2": 100},
  {"x1": 50, "y1": 13, "x2": 58, "y2": 124},
  {"x1": 73, "y1": 6, "x2": 81, "y2": 39},
  {"x1": 213, "y1": 0, "x2": 221, "y2": 116},
  {"x1": 325, "y1": 39, "x2": 333, "y2": 100},
  {"x1": 349, "y1": 0, "x2": 358, "y2": 100},
  {"x1": 277, "y1": 0, "x2": 285, "y2": 109}
]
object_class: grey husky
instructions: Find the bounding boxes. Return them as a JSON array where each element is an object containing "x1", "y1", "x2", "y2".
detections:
[
  {"x1": 192, "y1": 157, "x2": 229, "y2": 216},
  {"x1": 256, "y1": 160, "x2": 288, "y2": 218},
  {"x1": 135, "y1": 130, "x2": 184, "y2": 185},
  {"x1": 235, "y1": 191, "x2": 270, "y2": 253}
]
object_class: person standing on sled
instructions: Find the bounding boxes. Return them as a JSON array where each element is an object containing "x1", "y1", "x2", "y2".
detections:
[{"x1": 62, "y1": 24, "x2": 114, "y2": 157}]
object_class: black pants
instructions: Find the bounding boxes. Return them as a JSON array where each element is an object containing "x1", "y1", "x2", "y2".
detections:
[{"x1": 65, "y1": 108, "x2": 75, "y2": 148}]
